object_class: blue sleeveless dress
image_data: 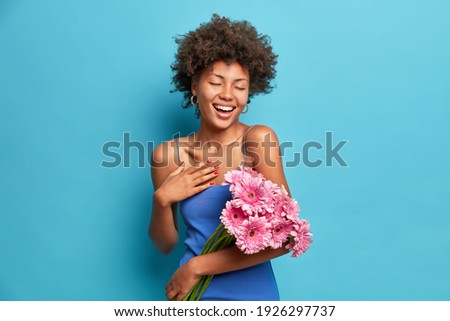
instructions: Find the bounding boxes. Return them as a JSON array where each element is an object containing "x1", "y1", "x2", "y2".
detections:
[
  {"x1": 176, "y1": 129, "x2": 280, "y2": 301},
  {"x1": 179, "y1": 186, "x2": 280, "y2": 300}
]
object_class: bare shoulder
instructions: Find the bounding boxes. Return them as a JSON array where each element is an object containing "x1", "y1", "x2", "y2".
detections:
[
  {"x1": 151, "y1": 139, "x2": 179, "y2": 190},
  {"x1": 152, "y1": 140, "x2": 176, "y2": 167},
  {"x1": 243, "y1": 124, "x2": 282, "y2": 164},
  {"x1": 245, "y1": 124, "x2": 280, "y2": 144},
  {"x1": 244, "y1": 124, "x2": 289, "y2": 193}
]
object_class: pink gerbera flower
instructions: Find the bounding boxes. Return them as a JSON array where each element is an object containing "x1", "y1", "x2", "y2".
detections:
[
  {"x1": 284, "y1": 198, "x2": 300, "y2": 220},
  {"x1": 261, "y1": 180, "x2": 281, "y2": 213},
  {"x1": 220, "y1": 201, "x2": 248, "y2": 236},
  {"x1": 258, "y1": 209, "x2": 274, "y2": 221},
  {"x1": 286, "y1": 218, "x2": 313, "y2": 257},
  {"x1": 224, "y1": 168, "x2": 246, "y2": 184},
  {"x1": 236, "y1": 216, "x2": 271, "y2": 254},
  {"x1": 272, "y1": 188, "x2": 290, "y2": 217},
  {"x1": 232, "y1": 176, "x2": 271, "y2": 215},
  {"x1": 269, "y1": 218, "x2": 295, "y2": 249}
]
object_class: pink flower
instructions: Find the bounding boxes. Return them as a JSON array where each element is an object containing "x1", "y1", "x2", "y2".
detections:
[
  {"x1": 269, "y1": 218, "x2": 295, "y2": 249},
  {"x1": 185, "y1": 166, "x2": 313, "y2": 301},
  {"x1": 224, "y1": 168, "x2": 246, "y2": 184},
  {"x1": 236, "y1": 216, "x2": 272, "y2": 254},
  {"x1": 224, "y1": 167, "x2": 255, "y2": 192},
  {"x1": 261, "y1": 180, "x2": 281, "y2": 214},
  {"x1": 258, "y1": 208, "x2": 274, "y2": 221},
  {"x1": 232, "y1": 176, "x2": 272, "y2": 215},
  {"x1": 220, "y1": 202, "x2": 248, "y2": 236},
  {"x1": 284, "y1": 198, "x2": 300, "y2": 220},
  {"x1": 224, "y1": 166, "x2": 266, "y2": 187},
  {"x1": 222, "y1": 166, "x2": 312, "y2": 257},
  {"x1": 286, "y1": 219, "x2": 313, "y2": 257},
  {"x1": 272, "y1": 190, "x2": 289, "y2": 217}
]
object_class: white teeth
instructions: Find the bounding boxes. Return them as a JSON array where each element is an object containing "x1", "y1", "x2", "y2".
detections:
[{"x1": 214, "y1": 105, "x2": 234, "y2": 112}]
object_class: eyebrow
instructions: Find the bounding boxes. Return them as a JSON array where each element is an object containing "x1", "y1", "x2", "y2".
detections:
[{"x1": 210, "y1": 73, "x2": 248, "y2": 82}]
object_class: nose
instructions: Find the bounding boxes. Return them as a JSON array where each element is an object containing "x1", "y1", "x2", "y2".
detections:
[{"x1": 219, "y1": 85, "x2": 233, "y2": 101}]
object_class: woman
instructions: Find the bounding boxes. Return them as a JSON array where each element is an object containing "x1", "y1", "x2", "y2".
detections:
[{"x1": 149, "y1": 14, "x2": 291, "y2": 300}]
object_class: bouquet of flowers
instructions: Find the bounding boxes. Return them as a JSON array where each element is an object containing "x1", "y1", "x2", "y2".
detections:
[{"x1": 183, "y1": 166, "x2": 313, "y2": 301}]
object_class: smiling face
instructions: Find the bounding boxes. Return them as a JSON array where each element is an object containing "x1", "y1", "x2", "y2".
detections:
[{"x1": 192, "y1": 60, "x2": 250, "y2": 129}]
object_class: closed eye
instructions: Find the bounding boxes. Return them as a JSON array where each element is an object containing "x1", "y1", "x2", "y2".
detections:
[{"x1": 209, "y1": 82, "x2": 221, "y2": 86}]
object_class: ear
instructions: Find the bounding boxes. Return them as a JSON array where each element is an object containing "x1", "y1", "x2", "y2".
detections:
[{"x1": 191, "y1": 81, "x2": 197, "y2": 96}]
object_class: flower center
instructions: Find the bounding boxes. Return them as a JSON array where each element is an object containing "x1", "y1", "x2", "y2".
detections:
[{"x1": 249, "y1": 230, "x2": 255, "y2": 237}]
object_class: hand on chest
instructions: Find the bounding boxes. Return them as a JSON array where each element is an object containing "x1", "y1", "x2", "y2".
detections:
[{"x1": 182, "y1": 143, "x2": 247, "y2": 183}]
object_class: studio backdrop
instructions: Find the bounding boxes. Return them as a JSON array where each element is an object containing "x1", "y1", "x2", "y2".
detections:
[{"x1": 0, "y1": 0, "x2": 449, "y2": 300}]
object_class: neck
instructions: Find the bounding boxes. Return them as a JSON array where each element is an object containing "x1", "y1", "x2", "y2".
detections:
[{"x1": 196, "y1": 121, "x2": 246, "y2": 145}]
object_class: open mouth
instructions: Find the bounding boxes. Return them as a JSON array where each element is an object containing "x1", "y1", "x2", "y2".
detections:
[{"x1": 213, "y1": 104, "x2": 236, "y2": 113}]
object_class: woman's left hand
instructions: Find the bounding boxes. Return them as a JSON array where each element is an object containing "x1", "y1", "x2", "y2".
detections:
[{"x1": 165, "y1": 259, "x2": 200, "y2": 301}]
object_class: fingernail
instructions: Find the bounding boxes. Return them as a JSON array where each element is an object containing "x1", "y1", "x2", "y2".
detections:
[
  {"x1": 214, "y1": 171, "x2": 219, "y2": 175},
  {"x1": 209, "y1": 182, "x2": 215, "y2": 185},
  {"x1": 207, "y1": 159, "x2": 212, "y2": 163},
  {"x1": 214, "y1": 165, "x2": 220, "y2": 169}
]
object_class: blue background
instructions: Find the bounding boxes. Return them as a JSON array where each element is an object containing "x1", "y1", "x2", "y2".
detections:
[{"x1": 1, "y1": 0, "x2": 449, "y2": 300}]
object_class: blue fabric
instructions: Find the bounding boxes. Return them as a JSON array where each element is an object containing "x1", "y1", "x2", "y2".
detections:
[{"x1": 179, "y1": 184, "x2": 280, "y2": 301}]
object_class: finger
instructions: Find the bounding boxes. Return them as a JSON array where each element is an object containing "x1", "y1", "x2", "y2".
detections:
[
  {"x1": 166, "y1": 289, "x2": 178, "y2": 301},
  {"x1": 165, "y1": 281, "x2": 173, "y2": 292},
  {"x1": 193, "y1": 169, "x2": 219, "y2": 186},
  {"x1": 203, "y1": 158, "x2": 221, "y2": 167},
  {"x1": 191, "y1": 164, "x2": 219, "y2": 180},
  {"x1": 192, "y1": 180, "x2": 218, "y2": 194},
  {"x1": 187, "y1": 159, "x2": 221, "y2": 173},
  {"x1": 181, "y1": 163, "x2": 202, "y2": 175},
  {"x1": 184, "y1": 161, "x2": 210, "y2": 173},
  {"x1": 205, "y1": 159, "x2": 222, "y2": 167}
]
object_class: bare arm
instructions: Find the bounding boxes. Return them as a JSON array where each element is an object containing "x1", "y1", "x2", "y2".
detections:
[
  {"x1": 246, "y1": 124, "x2": 291, "y2": 196},
  {"x1": 190, "y1": 243, "x2": 288, "y2": 275},
  {"x1": 148, "y1": 142, "x2": 179, "y2": 254}
]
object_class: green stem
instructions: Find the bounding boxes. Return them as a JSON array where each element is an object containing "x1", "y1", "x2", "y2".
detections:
[
  {"x1": 197, "y1": 275, "x2": 213, "y2": 299},
  {"x1": 202, "y1": 224, "x2": 225, "y2": 253},
  {"x1": 183, "y1": 223, "x2": 236, "y2": 301}
]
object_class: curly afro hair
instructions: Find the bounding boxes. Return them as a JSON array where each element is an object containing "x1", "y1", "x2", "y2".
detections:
[{"x1": 171, "y1": 14, "x2": 278, "y2": 117}]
